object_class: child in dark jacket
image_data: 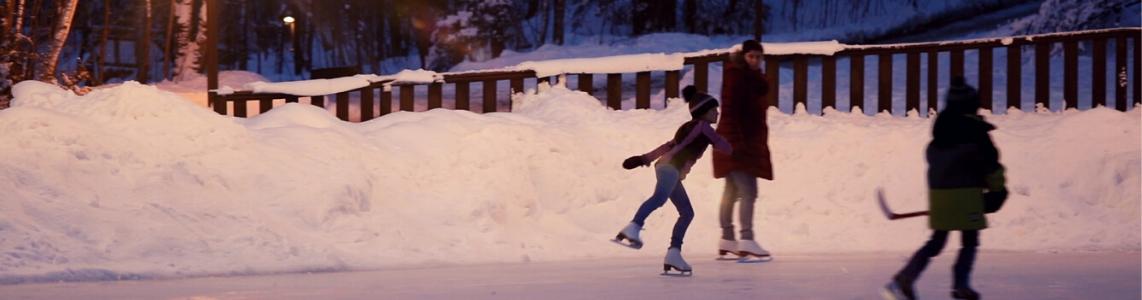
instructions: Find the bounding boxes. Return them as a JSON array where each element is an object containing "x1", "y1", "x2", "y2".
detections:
[
  {"x1": 613, "y1": 86, "x2": 733, "y2": 275},
  {"x1": 883, "y1": 77, "x2": 1008, "y2": 300}
]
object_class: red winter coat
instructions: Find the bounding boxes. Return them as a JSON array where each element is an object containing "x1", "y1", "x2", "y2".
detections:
[{"x1": 713, "y1": 55, "x2": 773, "y2": 180}]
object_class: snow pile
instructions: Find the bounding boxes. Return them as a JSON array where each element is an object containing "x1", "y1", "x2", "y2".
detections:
[{"x1": 0, "y1": 81, "x2": 1137, "y2": 283}]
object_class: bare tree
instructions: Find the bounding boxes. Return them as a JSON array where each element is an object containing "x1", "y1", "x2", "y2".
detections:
[
  {"x1": 552, "y1": 0, "x2": 564, "y2": 45},
  {"x1": 42, "y1": 0, "x2": 80, "y2": 84}
]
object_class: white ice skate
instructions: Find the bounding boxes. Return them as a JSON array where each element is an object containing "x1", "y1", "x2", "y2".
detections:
[
  {"x1": 611, "y1": 222, "x2": 643, "y2": 249},
  {"x1": 716, "y1": 239, "x2": 740, "y2": 260},
  {"x1": 662, "y1": 247, "x2": 692, "y2": 276},
  {"x1": 736, "y1": 240, "x2": 772, "y2": 263}
]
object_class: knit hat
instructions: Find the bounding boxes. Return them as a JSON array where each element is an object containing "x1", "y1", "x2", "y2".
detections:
[
  {"x1": 742, "y1": 39, "x2": 764, "y2": 54},
  {"x1": 682, "y1": 85, "x2": 719, "y2": 119},
  {"x1": 944, "y1": 76, "x2": 980, "y2": 115}
]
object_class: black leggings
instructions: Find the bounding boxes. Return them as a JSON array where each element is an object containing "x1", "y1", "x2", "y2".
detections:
[{"x1": 897, "y1": 230, "x2": 980, "y2": 289}]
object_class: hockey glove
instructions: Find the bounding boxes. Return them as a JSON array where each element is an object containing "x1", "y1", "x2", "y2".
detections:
[
  {"x1": 984, "y1": 190, "x2": 1008, "y2": 213},
  {"x1": 622, "y1": 156, "x2": 647, "y2": 170}
]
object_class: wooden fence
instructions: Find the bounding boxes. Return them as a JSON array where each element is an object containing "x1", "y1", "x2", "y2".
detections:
[{"x1": 212, "y1": 28, "x2": 1140, "y2": 121}]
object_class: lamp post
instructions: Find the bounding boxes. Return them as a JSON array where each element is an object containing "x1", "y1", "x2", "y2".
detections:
[
  {"x1": 283, "y1": 16, "x2": 295, "y2": 52},
  {"x1": 283, "y1": 15, "x2": 302, "y2": 75}
]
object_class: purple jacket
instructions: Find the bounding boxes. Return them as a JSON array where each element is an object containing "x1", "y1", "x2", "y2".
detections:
[{"x1": 641, "y1": 119, "x2": 733, "y2": 177}]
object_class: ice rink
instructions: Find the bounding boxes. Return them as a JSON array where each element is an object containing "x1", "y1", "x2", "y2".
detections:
[{"x1": 2, "y1": 251, "x2": 1137, "y2": 300}]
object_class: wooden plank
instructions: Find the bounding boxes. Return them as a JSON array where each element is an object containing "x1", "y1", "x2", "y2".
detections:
[
  {"x1": 361, "y1": 88, "x2": 374, "y2": 121},
  {"x1": 928, "y1": 51, "x2": 939, "y2": 114},
  {"x1": 1116, "y1": 36, "x2": 1128, "y2": 111},
  {"x1": 607, "y1": 74, "x2": 622, "y2": 110},
  {"x1": 380, "y1": 90, "x2": 392, "y2": 116},
  {"x1": 1064, "y1": 41, "x2": 1078, "y2": 109},
  {"x1": 766, "y1": 56, "x2": 780, "y2": 110},
  {"x1": 906, "y1": 52, "x2": 920, "y2": 114},
  {"x1": 443, "y1": 70, "x2": 535, "y2": 83},
  {"x1": 694, "y1": 63, "x2": 709, "y2": 93},
  {"x1": 400, "y1": 85, "x2": 414, "y2": 112},
  {"x1": 979, "y1": 47, "x2": 993, "y2": 111},
  {"x1": 1134, "y1": 35, "x2": 1141, "y2": 109},
  {"x1": 951, "y1": 49, "x2": 965, "y2": 78},
  {"x1": 1092, "y1": 38, "x2": 1106, "y2": 108},
  {"x1": 665, "y1": 70, "x2": 680, "y2": 103},
  {"x1": 259, "y1": 99, "x2": 273, "y2": 113},
  {"x1": 636, "y1": 71, "x2": 650, "y2": 109},
  {"x1": 428, "y1": 82, "x2": 442, "y2": 109},
  {"x1": 850, "y1": 55, "x2": 865, "y2": 113},
  {"x1": 822, "y1": 56, "x2": 837, "y2": 111},
  {"x1": 1007, "y1": 46, "x2": 1022, "y2": 111},
  {"x1": 511, "y1": 78, "x2": 524, "y2": 96},
  {"x1": 234, "y1": 100, "x2": 248, "y2": 117},
  {"x1": 311, "y1": 95, "x2": 325, "y2": 108},
  {"x1": 878, "y1": 53, "x2": 892, "y2": 114},
  {"x1": 579, "y1": 74, "x2": 594, "y2": 96},
  {"x1": 1036, "y1": 43, "x2": 1050, "y2": 111},
  {"x1": 483, "y1": 80, "x2": 497, "y2": 113},
  {"x1": 336, "y1": 92, "x2": 350, "y2": 121},
  {"x1": 455, "y1": 82, "x2": 469, "y2": 111},
  {"x1": 793, "y1": 56, "x2": 808, "y2": 112}
]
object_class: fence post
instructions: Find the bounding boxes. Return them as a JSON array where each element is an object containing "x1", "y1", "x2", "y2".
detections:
[
  {"x1": 455, "y1": 82, "x2": 469, "y2": 112},
  {"x1": 311, "y1": 95, "x2": 325, "y2": 108},
  {"x1": 1007, "y1": 45, "x2": 1022, "y2": 112},
  {"x1": 822, "y1": 56, "x2": 837, "y2": 111},
  {"x1": 979, "y1": 47, "x2": 993, "y2": 112},
  {"x1": 1092, "y1": 38, "x2": 1107, "y2": 108},
  {"x1": 766, "y1": 56, "x2": 780, "y2": 110},
  {"x1": 850, "y1": 55, "x2": 865, "y2": 113},
  {"x1": 607, "y1": 74, "x2": 622, "y2": 110},
  {"x1": 878, "y1": 53, "x2": 892, "y2": 114},
  {"x1": 694, "y1": 63, "x2": 708, "y2": 93},
  {"x1": 665, "y1": 70, "x2": 680, "y2": 104},
  {"x1": 483, "y1": 80, "x2": 497, "y2": 113},
  {"x1": 794, "y1": 56, "x2": 808, "y2": 113},
  {"x1": 928, "y1": 51, "x2": 939, "y2": 113},
  {"x1": 1064, "y1": 41, "x2": 1078, "y2": 110},
  {"x1": 1035, "y1": 43, "x2": 1051, "y2": 111},
  {"x1": 579, "y1": 74, "x2": 594, "y2": 96},
  {"x1": 380, "y1": 89, "x2": 392, "y2": 116},
  {"x1": 401, "y1": 85, "x2": 415, "y2": 112},
  {"x1": 636, "y1": 71, "x2": 651, "y2": 109},
  {"x1": 906, "y1": 52, "x2": 920, "y2": 114},
  {"x1": 428, "y1": 82, "x2": 443, "y2": 110},
  {"x1": 361, "y1": 88, "x2": 374, "y2": 121},
  {"x1": 336, "y1": 92, "x2": 350, "y2": 120}
]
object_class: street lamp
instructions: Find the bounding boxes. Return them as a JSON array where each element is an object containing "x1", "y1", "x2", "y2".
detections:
[{"x1": 283, "y1": 16, "x2": 295, "y2": 52}]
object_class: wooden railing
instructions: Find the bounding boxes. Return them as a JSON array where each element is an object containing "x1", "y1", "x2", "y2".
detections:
[{"x1": 212, "y1": 28, "x2": 1140, "y2": 121}]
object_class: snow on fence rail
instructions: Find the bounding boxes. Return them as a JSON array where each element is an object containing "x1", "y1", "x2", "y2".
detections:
[{"x1": 210, "y1": 28, "x2": 1141, "y2": 122}]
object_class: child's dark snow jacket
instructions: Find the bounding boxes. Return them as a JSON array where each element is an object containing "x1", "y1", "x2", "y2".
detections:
[{"x1": 926, "y1": 113, "x2": 1006, "y2": 231}]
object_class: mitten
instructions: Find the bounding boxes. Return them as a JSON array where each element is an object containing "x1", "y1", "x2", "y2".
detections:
[
  {"x1": 622, "y1": 156, "x2": 646, "y2": 170},
  {"x1": 984, "y1": 190, "x2": 1008, "y2": 213}
]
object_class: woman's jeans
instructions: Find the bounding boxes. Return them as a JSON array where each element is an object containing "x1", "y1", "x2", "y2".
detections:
[
  {"x1": 719, "y1": 170, "x2": 758, "y2": 240},
  {"x1": 631, "y1": 164, "x2": 694, "y2": 250}
]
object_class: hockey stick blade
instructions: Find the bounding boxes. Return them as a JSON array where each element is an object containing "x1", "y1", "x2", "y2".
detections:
[{"x1": 876, "y1": 188, "x2": 929, "y2": 220}]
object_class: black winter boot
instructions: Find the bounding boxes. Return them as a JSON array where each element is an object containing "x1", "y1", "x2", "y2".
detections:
[{"x1": 951, "y1": 286, "x2": 980, "y2": 300}]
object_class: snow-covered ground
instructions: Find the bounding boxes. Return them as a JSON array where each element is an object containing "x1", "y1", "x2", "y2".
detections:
[{"x1": 1, "y1": 78, "x2": 1137, "y2": 284}]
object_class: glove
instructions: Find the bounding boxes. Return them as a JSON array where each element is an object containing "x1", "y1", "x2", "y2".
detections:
[
  {"x1": 984, "y1": 190, "x2": 1008, "y2": 213},
  {"x1": 622, "y1": 156, "x2": 646, "y2": 170}
]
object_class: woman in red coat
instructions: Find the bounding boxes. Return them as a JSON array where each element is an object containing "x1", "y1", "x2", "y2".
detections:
[{"x1": 711, "y1": 39, "x2": 774, "y2": 260}]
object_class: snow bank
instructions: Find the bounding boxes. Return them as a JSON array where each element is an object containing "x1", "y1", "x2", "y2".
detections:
[{"x1": 0, "y1": 81, "x2": 1137, "y2": 283}]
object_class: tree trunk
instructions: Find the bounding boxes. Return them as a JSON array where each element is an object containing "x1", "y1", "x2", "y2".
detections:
[
  {"x1": 683, "y1": 0, "x2": 696, "y2": 33},
  {"x1": 552, "y1": 0, "x2": 564, "y2": 45},
  {"x1": 137, "y1": 0, "x2": 152, "y2": 83},
  {"x1": 97, "y1": 0, "x2": 110, "y2": 85},
  {"x1": 42, "y1": 0, "x2": 80, "y2": 84},
  {"x1": 164, "y1": 0, "x2": 175, "y2": 81}
]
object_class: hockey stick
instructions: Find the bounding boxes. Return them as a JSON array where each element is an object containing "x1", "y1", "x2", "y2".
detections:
[{"x1": 876, "y1": 188, "x2": 928, "y2": 220}]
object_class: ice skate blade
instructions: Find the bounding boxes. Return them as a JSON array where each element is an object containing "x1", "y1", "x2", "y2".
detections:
[
  {"x1": 611, "y1": 238, "x2": 642, "y2": 249},
  {"x1": 737, "y1": 257, "x2": 773, "y2": 263},
  {"x1": 660, "y1": 264, "x2": 692, "y2": 277},
  {"x1": 715, "y1": 256, "x2": 741, "y2": 261}
]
